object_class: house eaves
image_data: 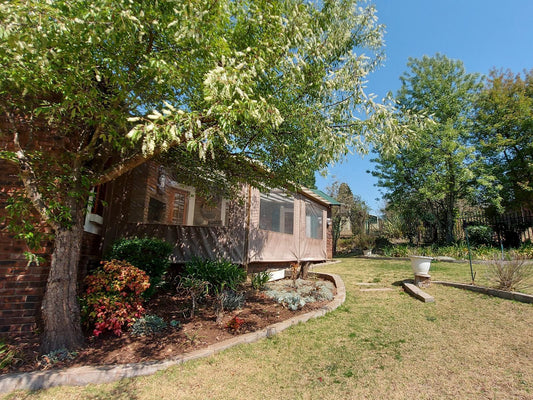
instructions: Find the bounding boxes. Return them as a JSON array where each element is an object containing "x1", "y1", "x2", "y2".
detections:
[{"x1": 300, "y1": 187, "x2": 341, "y2": 207}]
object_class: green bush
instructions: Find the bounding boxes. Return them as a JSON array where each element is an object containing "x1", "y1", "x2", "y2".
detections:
[
  {"x1": 517, "y1": 242, "x2": 533, "y2": 259},
  {"x1": 130, "y1": 314, "x2": 167, "y2": 337},
  {"x1": 466, "y1": 225, "x2": 494, "y2": 246},
  {"x1": 106, "y1": 237, "x2": 173, "y2": 297},
  {"x1": 221, "y1": 289, "x2": 246, "y2": 311},
  {"x1": 251, "y1": 271, "x2": 271, "y2": 290},
  {"x1": 184, "y1": 258, "x2": 246, "y2": 294}
]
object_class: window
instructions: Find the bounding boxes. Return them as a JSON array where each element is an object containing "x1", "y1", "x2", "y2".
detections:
[
  {"x1": 259, "y1": 191, "x2": 294, "y2": 234},
  {"x1": 147, "y1": 197, "x2": 166, "y2": 223},
  {"x1": 193, "y1": 196, "x2": 224, "y2": 226},
  {"x1": 170, "y1": 189, "x2": 188, "y2": 225},
  {"x1": 305, "y1": 200, "x2": 323, "y2": 239},
  {"x1": 90, "y1": 184, "x2": 107, "y2": 216}
]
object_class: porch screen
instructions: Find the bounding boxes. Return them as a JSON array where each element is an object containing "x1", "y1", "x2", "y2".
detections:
[
  {"x1": 193, "y1": 196, "x2": 226, "y2": 226},
  {"x1": 259, "y1": 191, "x2": 294, "y2": 234},
  {"x1": 305, "y1": 199, "x2": 323, "y2": 239}
]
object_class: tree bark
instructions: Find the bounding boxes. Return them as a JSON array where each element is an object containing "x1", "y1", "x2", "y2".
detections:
[{"x1": 40, "y1": 210, "x2": 85, "y2": 353}]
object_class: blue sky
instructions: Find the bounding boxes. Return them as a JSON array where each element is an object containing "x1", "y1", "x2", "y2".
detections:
[{"x1": 315, "y1": 0, "x2": 533, "y2": 214}]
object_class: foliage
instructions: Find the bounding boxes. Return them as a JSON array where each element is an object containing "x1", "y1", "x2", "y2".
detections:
[
  {"x1": 485, "y1": 252, "x2": 533, "y2": 292},
  {"x1": 466, "y1": 225, "x2": 494, "y2": 246},
  {"x1": 0, "y1": 0, "x2": 408, "y2": 228},
  {"x1": 380, "y1": 243, "x2": 533, "y2": 261},
  {"x1": 251, "y1": 271, "x2": 271, "y2": 290},
  {"x1": 326, "y1": 182, "x2": 370, "y2": 255},
  {"x1": 221, "y1": 290, "x2": 246, "y2": 311},
  {"x1": 170, "y1": 319, "x2": 182, "y2": 330},
  {"x1": 381, "y1": 244, "x2": 410, "y2": 258},
  {"x1": 0, "y1": 0, "x2": 416, "y2": 352},
  {"x1": 130, "y1": 314, "x2": 167, "y2": 337},
  {"x1": 379, "y1": 212, "x2": 405, "y2": 240},
  {"x1": 225, "y1": 316, "x2": 245, "y2": 333},
  {"x1": 39, "y1": 349, "x2": 79, "y2": 368},
  {"x1": 184, "y1": 258, "x2": 246, "y2": 295},
  {"x1": 184, "y1": 258, "x2": 246, "y2": 320},
  {"x1": 354, "y1": 233, "x2": 376, "y2": 250},
  {"x1": 106, "y1": 237, "x2": 173, "y2": 298},
  {"x1": 265, "y1": 279, "x2": 334, "y2": 310},
  {"x1": 175, "y1": 275, "x2": 210, "y2": 318},
  {"x1": 0, "y1": 340, "x2": 16, "y2": 370},
  {"x1": 474, "y1": 69, "x2": 533, "y2": 211},
  {"x1": 372, "y1": 54, "x2": 489, "y2": 244},
  {"x1": 517, "y1": 242, "x2": 533, "y2": 259},
  {"x1": 81, "y1": 260, "x2": 150, "y2": 337}
]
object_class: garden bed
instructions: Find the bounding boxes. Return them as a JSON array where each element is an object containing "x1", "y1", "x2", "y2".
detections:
[{"x1": 1, "y1": 278, "x2": 335, "y2": 375}]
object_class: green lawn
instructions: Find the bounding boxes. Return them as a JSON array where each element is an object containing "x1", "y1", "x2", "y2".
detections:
[{"x1": 4, "y1": 258, "x2": 533, "y2": 400}]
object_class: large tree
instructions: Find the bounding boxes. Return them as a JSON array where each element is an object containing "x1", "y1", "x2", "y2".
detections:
[
  {"x1": 326, "y1": 182, "x2": 369, "y2": 254},
  {"x1": 372, "y1": 54, "x2": 485, "y2": 243},
  {"x1": 0, "y1": 0, "x2": 407, "y2": 352},
  {"x1": 474, "y1": 69, "x2": 533, "y2": 211}
]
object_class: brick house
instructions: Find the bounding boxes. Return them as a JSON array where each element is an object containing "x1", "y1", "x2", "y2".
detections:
[{"x1": 0, "y1": 158, "x2": 338, "y2": 336}]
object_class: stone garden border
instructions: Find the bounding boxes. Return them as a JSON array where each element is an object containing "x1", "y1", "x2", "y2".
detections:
[
  {"x1": 0, "y1": 270, "x2": 345, "y2": 395},
  {"x1": 432, "y1": 281, "x2": 533, "y2": 304}
]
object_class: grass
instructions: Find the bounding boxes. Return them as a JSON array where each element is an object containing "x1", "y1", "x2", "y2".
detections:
[{"x1": 3, "y1": 258, "x2": 533, "y2": 400}]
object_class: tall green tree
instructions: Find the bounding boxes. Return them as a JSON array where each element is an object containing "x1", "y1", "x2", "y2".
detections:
[
  {"x1": 372, "y1": 54, "x2": 485, "y2": 244},
  {"x1": 326, "y1": 182, "x2": 369, "y2": 254},
  {"x1": 474, "y1": 69, "x2": 533, "y2": 211},
  {"x1": 0, "y1": 0, "x2": 407, "y2": 352}
]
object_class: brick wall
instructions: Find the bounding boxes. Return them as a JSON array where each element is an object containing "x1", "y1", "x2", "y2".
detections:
[
  {"x1": 0, "y1": 133, "x2": 104, "y2": 336},
  {"x1": 0, "y1": 156, "x2": 51, "y2": 335}
]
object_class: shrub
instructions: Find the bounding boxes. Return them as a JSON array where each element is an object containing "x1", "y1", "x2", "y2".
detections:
[
  {"x1": 82, "y1": 260, "x2": 150, "y2": 337},
  {"x1": 106, "y1": 237, "x2": 173, "y2": 297},
  {"x1": 354, "y1": 233, "x2": 376, "y2": 250},
  {"x1": 517, "y1": 242, "x2": 533, "y2": 259},
  {"x1": 265, "y1": 279, "x2": 334, "y2": 310},
  {"x1": 221, "y1": 289, "x2": 246, "y2": 311},
  {"x1": 382, "y1": 244, "x2": 410, "y2": 258},
  {"x1": 39, "y1": 349, "x2": 78, "y2": 368},
  {"x1": 170, "y1": 319, "x2": 182, "y2": 329},
  {"x1": 184, "y1": 258, "x2": 246, "y2": 294},
  {"x1": 226, "y1": 316, "x2": 245, "y2": 332},
  {"x1": 466, "y1": 225, "x2": 494, "y2": 246},
  {"x1": 486, "y1": 252, "x2": 533, "y2": 292},
  {"x1": 251, "y1": 271, "x2": 271, "y2": 290},
  {"x1": 176, "y1": 275, "x2": 210, "y2": 318},
  {"x1": 184, "y1": 258, "x2": 246, "y2": 321},
  {"x1": 130, "y1": 314, "x2": 167, "y2": 337}
]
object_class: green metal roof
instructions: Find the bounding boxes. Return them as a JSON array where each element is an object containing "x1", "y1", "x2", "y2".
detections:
[{"x1": 306, "y1": 188, "x2": 341, "y2": 206}]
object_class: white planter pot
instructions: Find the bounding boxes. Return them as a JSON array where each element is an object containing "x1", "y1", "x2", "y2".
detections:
[
  {"x1": 363, "y1": 249, "x2": 373, "y2": 257},
  {"x1": 409, "y1": 255, "x2": 433, "y2": 275},
  {"x1": 267, "y1": 269, "x2": 286, "y2": 281}
]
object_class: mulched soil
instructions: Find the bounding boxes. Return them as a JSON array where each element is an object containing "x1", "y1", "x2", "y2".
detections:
[{"x1": 1, "y1": 282, "x2": 333, "y2": 375}]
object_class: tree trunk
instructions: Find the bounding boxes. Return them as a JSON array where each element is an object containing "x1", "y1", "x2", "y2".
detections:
[
  {"x1": 445, "y1": 195, "x2": 456, "y2": 244},
  {"x1": 40, "y1": 210, "x2": 85, "y2": 353}
]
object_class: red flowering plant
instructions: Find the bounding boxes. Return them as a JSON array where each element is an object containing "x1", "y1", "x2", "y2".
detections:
[
  {"x1": 81, "y1": 260, "x2": 150, "y2": 337},
  {"x1": 226, "y1": 316, "x2": 245, "y2": 333}
]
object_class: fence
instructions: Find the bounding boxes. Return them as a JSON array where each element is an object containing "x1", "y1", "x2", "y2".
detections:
[{"x1": 455, "y1": 209, "x2": 533, "y2": 246}]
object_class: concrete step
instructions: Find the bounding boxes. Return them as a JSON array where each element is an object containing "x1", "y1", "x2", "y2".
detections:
[{"x1": 403, "y1": 282, "x2": 435, "y2": 303}]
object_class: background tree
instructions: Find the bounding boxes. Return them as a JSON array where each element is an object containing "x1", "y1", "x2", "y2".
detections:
[
  {"x1": 0, "y1": 0, "x2": 406, "y2": 352},
  {"x1": 474, "y1": 69, "x2": 533, "y2": 212},
  {"x1": 372, "y1": 54, "x2": 486, "y2": 244},
  {"x1": 327, "y1": 182, "x2": 369, "y2": 254}
]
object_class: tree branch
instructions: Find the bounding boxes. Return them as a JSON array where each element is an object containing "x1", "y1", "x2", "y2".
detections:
[{"x1": 1, "y1": 106, "x2": 60, "y2": 232}]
